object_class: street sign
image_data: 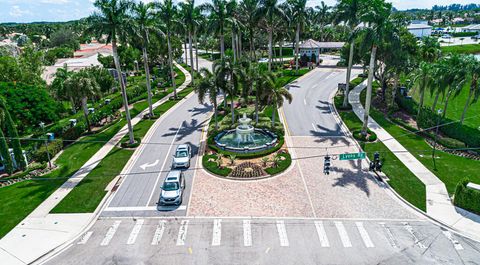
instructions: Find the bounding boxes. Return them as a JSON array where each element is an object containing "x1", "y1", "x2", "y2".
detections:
[{"x1": 339, "y1": 152, "x2": 366, "y2": 161}]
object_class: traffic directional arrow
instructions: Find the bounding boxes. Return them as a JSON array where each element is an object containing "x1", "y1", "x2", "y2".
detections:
[{"x1": 140, "y1": 159, "x2": 159, "y2": 171}]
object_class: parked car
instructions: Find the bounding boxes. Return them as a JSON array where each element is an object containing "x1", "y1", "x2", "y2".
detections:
[
  {"x1": 172, "y1": 144, "x2": 191, "y2": 168},
  {"x1": 159, "y1": 170, "x2": 185, "y2": 206},
  {"x1": 258, "y1": 58, "x2": 268, "y2": 63},
  {"x1": 441, "y1": 34, "x2": 452, "y2": 39}
]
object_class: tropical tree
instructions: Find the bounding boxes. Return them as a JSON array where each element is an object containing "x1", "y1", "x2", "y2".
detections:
[
  {"x1": 201, "y1": 0, "x2": 230, "y2": 60},
  {"x1": 314, "y1": 1, "x2": 331, "y2": 42},
  {"x1": 440, "y1": 55, "x2": 467, "y2": 118},
  {"x1": 132, "y1": 1, "x2": 158, "y2": 117},
  {"x1": 411, "y1": 62, "x2": 433, "y2": 116},
  {"x1": 239, "y1": 0, "x2": 261, "y2": 60},
  {"x1": 156, "y1": 0, "x2": 179, "y2": 99},
  {"x1": 288, "y1": 0, "x2": 308, "y2": 73},
  {"x1": 262, "y1": 73, "x2": 293, "y2": 127},
  {"x1": 226, "y1": 0, "x2": 243, "y2": 63},
  {"x1": 195, "y1": 68, "x2": 220, "y2": 129},
  {"x1": 336, "y1": 0, "x2": 363, "y2": 108},
  {"x1": 419, "y1": 36, "x2": 441, "y2": 63},
  {"x1": 51, "y1": 65, "x2": 75, "y2": 112},
  {"x1": 213, "y1": 58, "x2": 242, "y2": 124},
  {"x1": 0, "y1": 97, "x2": 26, "y2": 173},
  {"x1": 461, "y1": 56, "x2": 480, "y2": 124},
  {"x1": 87, "y1": 0, "x2": 135, "y2": 144},
  {"x1": 179, "y1": 0, "x2": 197, "y2": 84},
  {"x1": 258, "y1": 0, "x2": 285, "y2": 71}
]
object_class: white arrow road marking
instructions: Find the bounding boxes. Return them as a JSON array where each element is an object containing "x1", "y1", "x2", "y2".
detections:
[
  {"x1": 176, "y1": 220, "x2": 189, "y2": 246},
  {"x1": 356, "y1": 222, "x2": 374, "y2": 248},
  {"x1": 276, "y1": 220, "x2": 289, "y2": 247},
  {"x1": 442, "y1": 230, "x2": 463, "y2": 250},
  {"x1": 101, "y1": 220, "x2": 121, "y2": 246},
  {"x1": 127, "y1": 219, "x2": 144, "y2": 245},
  {"x1": 151, "y1": 220, "x2": 166, "y2": 245},
  {"x1": 77, "y1": 231, "x2": 93, "y2": 245},
  {"x1": 243, "y1": 220, "x2": 252, "y2": 247},
  {"x1": 212, "y1": 219, "x2": 222, "y2": 246},
  {"x1": 314, "y1": 221, "x2": 330, "y2": 247},
  {"x1": 403, "y1": 222, "x2": 427, "y2": 249},
  {"x1": 140, "y1": 159, "x2": 159, "y2": 171},
  {"x1": 334, "y1": 221, "x2": 352, "y2": 248}
]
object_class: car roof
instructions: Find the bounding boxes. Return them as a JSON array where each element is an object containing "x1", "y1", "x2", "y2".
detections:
[
  {"x1": 177, "y1": 144, "x2": 189, "y2": 150},
  {"x1": 165, "y1": 170, "x2": 181, "y2": 181}
]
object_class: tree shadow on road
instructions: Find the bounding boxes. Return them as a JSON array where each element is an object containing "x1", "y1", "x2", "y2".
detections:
[{"x1": 331, "y1": 159, "x2": 375, "y2": 196}]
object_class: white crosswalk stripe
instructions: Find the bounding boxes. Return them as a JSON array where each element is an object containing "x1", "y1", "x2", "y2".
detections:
[
  {"x1": 355, "y1": 222, "x2": 374, "y2": 248},
  {"x1": 403, "y1": 222, "x2": 427, "y2": 249},
  {"x1": 334, "y1": 221, "x2": 352, "y2": 248},
  {"x1": 442, "y1": 230, "x2": 464, "y2": 250},
  {"x1": 212, "y1": 219, "x2": 222, "y2": 246},
  {"x1": 379, "y1": 222, "x2": 398, "y2": 249},
  {"x1": 243, "y1": 220, "x2": 252, "y2": 247},
  {"x1": 314, "y1": 221, "x2": 330, "y2": 247},
  {"x1": 77, "y1": 231, "x2": 93, "y2": 245},
  {"x1": 100, "y1": 220, "x2": 121, "y2": 246},
  {"x1": 151, "y1": 220, "x2": 166, "y2": 245},
  {"x1": 176, "y1": 220, "x2": 189, "y2": 246},
  {"x1": 276, "y1": 220, "x2": 289, "y2": 247},
  {"x1": 127, "y1": 219, "x2": 144, "y2": 245}
]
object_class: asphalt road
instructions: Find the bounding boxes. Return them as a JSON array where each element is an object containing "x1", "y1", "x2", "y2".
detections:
[
  {"x1": 45, "y1": 217, "x2": 480, "y2": 265},
  {"x1": 283, "y1": 68, "x2": 360, "y2": 136}
]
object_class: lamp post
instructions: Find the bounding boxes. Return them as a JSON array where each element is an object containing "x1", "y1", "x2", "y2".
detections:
[
  {"x1": 432, "y1": 109, "x2": 442, "y2": 170},
  {"x1": 39, "y1": 122, "x2": 52, "y2": 169}
]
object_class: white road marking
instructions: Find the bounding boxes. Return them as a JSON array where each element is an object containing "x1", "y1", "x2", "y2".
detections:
[
  {"x1": 140, "y1": 159, "x2": 159, "y2": 171},
  {"x1": 304, "y1": 98, "x2": 307, "y2": 105},
  {"x1": 212, "y1": 219, "x2": 222, "y2": 246},
  {"x1": 276, "y1": 220, "x2": 289, "y2": 247},
  {"x1": 355, "y1": 222, "x2": 374, "y2": 248},
  {"x1": 243, "y1": 220, "x2": 252, "y2": 247},
  {"x1": 77, "y1": 231, "x2": 93, "y2": 245},
  {"x1": 314, "y1": 221, "x2": 330, "y2": 247},
  {"x1": 334, "y1": 221, "x2": 352, "y2": 248},
  {"x1": 379, "y1": 222, "x2": 398, "y2": 248},
  {"x1": 403, "y1": 222, "x2": 427, "y2": 249},
  {"x1": 151, "y1": 220, "x2": 167, "y2": 245},
  {"x1": 442, "y1": 230, "x2": 464, "y2": 250},
  {"x1": 104, "y1": 206, "x2": 157, "y2": 212},
  {"x1": 176, "y1": 220, "x2": 189, "y2": 246},
  {"x1": 312, "y1": 123, "x2": 317, "y2": 132},
  {"x1": 127, "y1": 219, "x2": 144, "y2": 245},
  {"x1": 100, "y1": 220, "x2": 121, "y2": 246},
  {"x1": 146, "y1": 125, "x2": 182, "y2": 206}
]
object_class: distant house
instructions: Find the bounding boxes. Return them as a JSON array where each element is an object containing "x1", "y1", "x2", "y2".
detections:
[
  {"x1": 407, "y1": 23, "x2": 433, "y2": 38},
  {"x1": 460, "y1": 24, "x2": 480, "y2": 34},
  {"x1": 298, "y1": 39, "x2": 344, "y2": 63}
]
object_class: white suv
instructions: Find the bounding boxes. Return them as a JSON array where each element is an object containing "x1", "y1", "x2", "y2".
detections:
[
  {"x1": 159, "y1": 170, "x2": 185, "y2": 206},
  {"x1": 172, "y1": 144, "x2": 191, "y2": 168}
]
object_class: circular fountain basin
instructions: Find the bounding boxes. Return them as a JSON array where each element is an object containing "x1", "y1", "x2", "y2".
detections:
[{"x1": 214, "y1": 128, "x2": 278, "y2": 153}]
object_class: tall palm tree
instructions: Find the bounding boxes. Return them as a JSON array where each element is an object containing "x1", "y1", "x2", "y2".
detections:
[
  {"x1": 179, "y1": 0, "x2": 197, "y2": 84},
  {"x1": 314, "y1": 1, "x2": 331, "y2": 42},
  {"x1": 336, "y1": 0, "x2": 362, "y2": 108},
  {"x1": 461, "y1": 56, "x2": 480, "y2": 124},
  {"x1": 288, "y1": 0, "x2": 308, "y2": 73},
  {"x1": 51, "y1": 65, "x2": 75, "y2": 113},
  {"x1": 357, "y1": 0, "x2": 394, "y2": 135},
  {"x1": 156, "y1": 0, "x2": 179, "y2": 99},
  {"x1": 201, "y1": 0, "x2": 230, "y2": 60},
  {"x1": 262, "y1": 74, "x2": 293, "y2": 127},
  {"x1": 88, "y1": 0, "x2": 135, "y2": 144},
  {"x1": 419, "y1": 36, "x2": 441, "y2": 63},
  {"x1": 226, "y1": 0, "x2": 242, "y2": 63},
  {"x1": 132, "y1": 1, "x2": 157, "y2": 117},
  {"x1": 193, "y1": 6, "x2": 203, "y2": 72},
  {"x1": 258, "y1": 0, "x2": 285, "y2": 71},
  {"x1": 239, "y1": 0, "x2": 261, "y2": 60},
  {"x1": 0, "y1": 97, "x2": 26, "y2": 173},
  {"x1": 213, "y1": 58, "x2": 242, "y2": 124},
  {"x1": 411, "y1": 62, "x2": 432, "y2": 116},
  {"x1": 195, "y1": 68, "x2": 220, "y2": 129},
  {"x1": 440, "y1": 55, "x2": 467, "y2": 118}
]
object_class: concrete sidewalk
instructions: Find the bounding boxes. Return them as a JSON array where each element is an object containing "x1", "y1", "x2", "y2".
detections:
[
  {"x1": 0, "y1": 62, "x2": 191, "y2": 265},
  {"x1": 348, "y1": 80, "x2": 480, "y2": 241}
]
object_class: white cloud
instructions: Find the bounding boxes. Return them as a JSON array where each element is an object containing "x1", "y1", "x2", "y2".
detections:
[
  {"x1": 40, "y1": 0, "x2": 70, "y2": 4},
  {"x1": 9, "y1": 5, "x2": 32, "y2": 17}
]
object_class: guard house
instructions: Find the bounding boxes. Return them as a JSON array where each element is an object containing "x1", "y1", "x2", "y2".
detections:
[{"x1": 298, "y1": 39, "x2": 345, "y2": 63}]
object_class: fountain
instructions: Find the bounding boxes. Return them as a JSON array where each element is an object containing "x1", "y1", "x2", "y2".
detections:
[{"x1": 214, "y1": 113, "x2": 278, "y2": 153}]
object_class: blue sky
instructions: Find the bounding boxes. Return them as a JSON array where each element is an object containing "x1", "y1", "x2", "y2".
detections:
[{"x1": 0, "y1": 0, "x2": 477, "y2": 23}]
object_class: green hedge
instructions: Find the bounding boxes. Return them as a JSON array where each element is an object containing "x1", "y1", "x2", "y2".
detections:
[
  {"x1": 454, "y1": 178, "x2": 480, "y2": 215},
  {"x1": 32, "y1": 139, "x2": 63, "y2": 163},
  {"x1": 352, "y1": 129, "x2": 377, "y2": 142},
  {"x1": 202, "y1": 154, "x2": 232, "y2": 176},
  {"x1": 451, "y1": 32, "x2": 478, "y2": 37},
  {"x1": 265, "y1": 152, "x2": 291, "y2": 175}
]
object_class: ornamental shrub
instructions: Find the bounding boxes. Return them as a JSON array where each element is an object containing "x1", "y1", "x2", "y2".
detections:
[
  {"x1": 454, "y1": 178, "x2": 480, "y2": 215},
  {"x1": 32, "y1": 139, "x2": 63, "y2": 163}
]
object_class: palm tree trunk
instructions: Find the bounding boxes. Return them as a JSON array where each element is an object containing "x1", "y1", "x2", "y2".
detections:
[
  {"x1": 268, "y1": 28, "x2": 273, "y2": 72},
  {"x1": 167, "y1": 33, "x2": 177, "y2": 99},
  {"x1": 70, "y1": 97, "x2": 76, "y2": 113},
  {"x1": 271, "y1": 102, "x2": 276, "y2": 128},
  {"x1": 189, "y1": 30, "x2": 194, "y2": 85},
  {"x1": 249, "y1": 27, "x2": 254, "y2": 60},
  {"x1": 237, "y1": 32, "x2": 241, "y2": 59},
  {"x1": 82, "y1": 97, "x2": 91, "y2": 133},
  {"x1": 214, "y1": 97, "x2": 218, "y2": 130},
  {"x1": 279, "y1": 40, "x2": 283, "y2": 64},
  {"x1": 255, "y1": 88, "x2": 259, "y2": 124},
  {"x1": 232, "y1": 31, "x2": 236, "y2": 63},
  {"x1": 432, "y1": 90, "x2": 440, "y2": 111},
  {"x1": 362, "y1": 45, "x2": 377, "y2": 135},
  {"x1": 442, "y1": 90, "x2": 452, "y2": 118},
  {"x1": 342, "y1": 41, "x2": 355, "y2": 108},
  {"x1": 112, "y1": 40, "x2": 134, "y2": 144},
  {"x1": 418, "y1": 77, "x2": 426, "y2": 117},
  {"x1": 220, "y1": 28, "x2": 225, "y2": 59},
  {"x1": 295, "y1": 23, "x2": 300, "y2": 74},
  {"x1": 461, "y1": 76, "x2": 477, "y2": 124},
  {"x1": 230, "y1": 95, "x2": 235, "y2": 125},
  {"x1": 184, "y1": 38, "x2": 188, "y2": 64},
  {"x1": 194, "y1": 29, "x2": 199, "y2": 71},
  {"x1": 142, "y1": 46, "x2": 153, "y2": 117}
]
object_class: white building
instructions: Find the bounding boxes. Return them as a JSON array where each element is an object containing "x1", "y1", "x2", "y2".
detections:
[
  {"x1": 298, "y1": 39, "x2": 344, "y2": 63},
  {"x1": 460, "y1": 24, "x2": 480, "y2": 34},
  {"x1": 407, "y1": 23, "x2": 433, "y2": 38}
]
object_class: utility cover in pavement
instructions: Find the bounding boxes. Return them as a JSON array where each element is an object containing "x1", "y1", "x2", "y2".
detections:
[{"x1": 339, "y1": 152, "x2": 366, "y2": 161}]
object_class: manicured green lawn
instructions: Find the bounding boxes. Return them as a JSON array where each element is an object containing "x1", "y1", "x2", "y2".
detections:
[
  {"x1": 277, "y1": 68, "x2": 311, "y2": 86},
  {"x1": 441, "y1": 44, "x2": 480, "y2": 55}
]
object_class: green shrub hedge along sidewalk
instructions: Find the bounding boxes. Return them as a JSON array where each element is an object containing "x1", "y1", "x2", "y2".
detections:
[
  {"x1": 454, "y1": 179, "x2": 480, "y2": 216},
  {"x1": 0, "y1": 65, "x2": 189, "y2": 238}
]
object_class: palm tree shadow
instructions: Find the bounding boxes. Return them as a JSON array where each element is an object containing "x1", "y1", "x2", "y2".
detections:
[
  {"x1": 162, "y1": 119, "x2": 208, "y2": 142},
  {"x1": 331, "y1": 159, "x2": 372, "y2": 196},
  {"x1": 189, "y1": 103, "x2": 211, "y2": 117}
]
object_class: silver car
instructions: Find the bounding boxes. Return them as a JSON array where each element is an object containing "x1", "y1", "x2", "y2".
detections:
[
  {"x1": 172, "y1": 144, "x2": 191, "y2": 168},
  {"x1": 159, "y1": 170, "x2": 185, "y2": 206}
]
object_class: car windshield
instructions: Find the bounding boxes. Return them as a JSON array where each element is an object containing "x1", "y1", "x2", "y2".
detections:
[
  {"x1": 163, "y1": 182, "x2": 179, "y2": 191},
  {"x1": 176, "y1": 150, "x2": 188, "y2": 158}
]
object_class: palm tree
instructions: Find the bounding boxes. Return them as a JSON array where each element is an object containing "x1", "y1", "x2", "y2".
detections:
[
  {"x1": 262, "y1": 73, "x2": 293, "y2": 127},
  {"x1": 357, "y1": 0, "x2": 394, "y2": 135},
  {"x1": 51, "y1": 65, "x2": 75, "y2": 113},
  {"x1": 64, "y1": 71, "x2": 100, "y2": 133},
  {"x1": 440, "y1": 55, "x2": 467, "y2": 118},
  {"x1": 226, "y1": 0, "x2": 242, "y2": 63},
  {"x1": 201, "y1": 0, "x2": 230, "y2": 60},
  {"x1": 461, "y1": 56, "x2": 480, "y2": 124},
  {"x1": 195, "y1": 68, "x2": 220, "y2": 129},
  {"x1": 419, "y1": 36, "x2": 441, "y2": 63},
  {"x1": 87, "y1": 0, "x2": 135, "y2": 144},
  {"x1": 132, "y1": 1, "x2": 158, "y2": 117},
  {"x1": 213, "y1": 58, "x2": 242, "y2": 124},
  {"x1": 314, "y1": 1, "x2": 331, "y2": 42},
  {"x1": 239, "y1": 0, "x2": 261, "y2": 60},
  {"x1": 335, "y1": 0, "x2": 362, "y2": 108},
  {"x1": 0, "y1": 97, "x2": 26, "y2": 173},
  {"x1": 179, "y1": 0, "x2": 197, "y2": 84},
  {"x1": 156, "y1": 0, "x2": 179, "y2": 99},
  {"x1": 258, "y1": 0, "x2": 285, "y2": 71},
  {"x1": 411, "y1": 62, "x2": 432, "y2": 116},
  {"x1": 287, "y1": 0, "x2": 308, "y2": 73},
  {"x1": 193, "y1": 6, "x2": 203, "y2": 72}
]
